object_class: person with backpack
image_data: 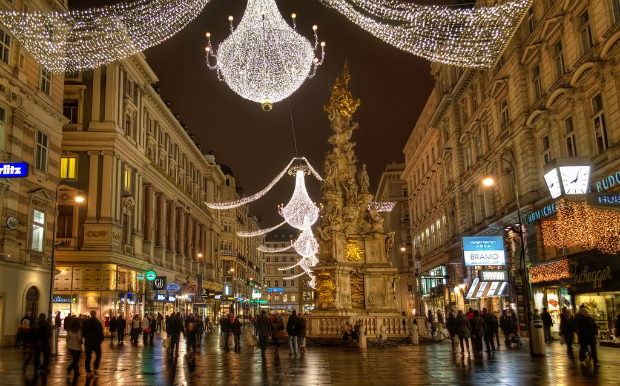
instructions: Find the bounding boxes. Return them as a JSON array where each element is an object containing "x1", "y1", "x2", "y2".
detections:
[
  {"x1": 185, "y1": 314, "x2": 198, "y2": 354},
  {"x1": 196, "y1": 316, "x2": 205, "y2": 348},
  {"x1": 66, "y1": 318, "x2": 83, "y2": 378},
  {"x1": 82, "y1": 310, "x2": 104, "y2": 377},
  {"x1": 286, "y1": 310, "x2": 300, "y2": 355},
  {"x1": 232, "y1": 317, "x2": 242, "y2": 347},
  {"x1": 168, "y1": 312, "x2": 185, "y2": 360},
  {"x1": 298, "y1": 313, "x2": 307, "y2": 354}
]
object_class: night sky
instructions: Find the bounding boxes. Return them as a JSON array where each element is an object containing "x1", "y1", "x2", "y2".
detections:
[{"x1": 71, "y1": 0, "x2": 452, "y2": 226}]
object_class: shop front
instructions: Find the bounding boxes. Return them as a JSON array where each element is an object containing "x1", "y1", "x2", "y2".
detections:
[
  {"x1": 420, "y1": 266, "x2": 448, "y2": 316},
  {"x1": 465, "y1": 269, "x2": 510, "y2": 314},
  {"x1": 529, "y1": 258, "x2": 572, "y2": 339}
]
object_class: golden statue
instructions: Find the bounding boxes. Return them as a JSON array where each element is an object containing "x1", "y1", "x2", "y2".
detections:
[
  {"x1": 316, "y1": 271, "x2": 336, "y2": 309},
  {"x1": 324, "y1": 60, "x2": 361, "y2": 120},
  {"x1": 344, "y1": 239, "x2": 364, "y2": 261}
]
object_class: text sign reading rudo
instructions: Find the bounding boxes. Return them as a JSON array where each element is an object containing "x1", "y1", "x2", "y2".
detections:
[
  {"x1": 0, "y1": 162, "x2": 28, "y2": 178},
  {"x1": 479, "y1": 269, "x2": 509, "y2": 282},
  {"x1": 462, "y1": 236, "x2": 506, "y2": 266}
]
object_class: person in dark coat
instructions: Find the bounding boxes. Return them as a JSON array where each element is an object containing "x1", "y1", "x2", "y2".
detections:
[
  {"x1": 469, "y1": 310, "x2": 487, "y2": 353},
  {"x1": 481, "y1": 308, "x2": 496, "y2": 352},
  {"x1": 220, "y1": 314, "x2": 231, "y2": 348},
  {"x1": 257, "y1": 310, "x2": 271, "y2": 355},
  {"x1": 167, "y1": 312, "x2": 185, "y2": 359},
  {"x1": 446, "y1": 312, "x2": 457, "y2": 345},
  {"x1": 116, "y1": 314, "x2": 126, "y2": 344},
  {"x1": 21, "y1": 317, "x2": 36, "y2": 371},
  {"x1": 271, "y1": 313, "x2": 284, "y2": 356},
  {"x1": 196, "y1": 317, "x2": 205, "y2": 348},
  {"x1": 82, "y1": 310, "x2": 104, "y2": 376},
  {"x1": 427, "y1": 309, "x2": 435, "y2": 336},
  {"x1": 574, "y1": 307, "x2": 598, "y2": 365},
  {"x1": 149, "y1": 314, "x2": 157, "y2": 344},
  {"x1": 109, "y1": 316, "x2": 117, "y2": 344},
  {"x1": 18, "y1": 311, "x2": 35, "y2": 347},
  {"x1": 185, "y1": 315, "x2": 198, "y2": 354},
  {"x1": 286, "y1": 310, "x2": 300, "y2": 355},
  {"x1": 541, "y1": 307, "x2": 554, "y2": 343},
  {"x1": 55, "y1": 311, "x2": 62, "y2": 329},
  {"x1": 500, "y1": 309, "x2": 518, "y2": 341},
  {"x1": 559, "y1": 307, "x2": 575, "y2": 359},
  {"x1": 231, "y1": 317, "x2": 242, "y2": 347},
  {"x1": 34, "y1": 313, "x2": 52, "y2": 373},
  {"x1": 455, "y1": 310, "x2": 471, "y2": 353},
  {"x1": 298, "y1": 313, "x2": 307, "y2": 354}
]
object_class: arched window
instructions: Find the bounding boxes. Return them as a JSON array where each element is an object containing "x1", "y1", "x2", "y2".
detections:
[{"x1": 26, "y1": 287, "x2": 39, "y2": 317}]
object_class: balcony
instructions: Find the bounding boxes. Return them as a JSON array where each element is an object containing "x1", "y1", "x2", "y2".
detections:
[
  {"x1": 63, "y1": 124, "x2": 82, "y2": 131},
  {"x1": 220, "y1": 250, "x2": 238, "y2": 257},
  {"x1": 56, "y1": 238, "x2": 78, "y2": 250}
]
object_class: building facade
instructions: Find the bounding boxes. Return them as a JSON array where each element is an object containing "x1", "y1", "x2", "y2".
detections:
[
  {"x1": 0, "y1": 0, "x2": 69, "y2": 345},
  {"x1": 404, "y1": 0, "x2": 620, "y2": 335}
]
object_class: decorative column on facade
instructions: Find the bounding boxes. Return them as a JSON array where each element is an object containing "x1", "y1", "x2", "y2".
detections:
[
  {"x1": 115, "y1": 155, "x2": 123, "y2": 222},
  {"x1": 167, "y1": 201, "x2": 176, "y2": 253},
  {"x1": 176, "y1": 208, "x2": 186, "y2": 271},
  {"x1": 86, "y1": 151, "x2": 100, "y2": 220},
  {"x1": 156, "y1": 193, "x2": 166, "y2": 247},
  {"x1": 185, "y1": 214, "x2": 193, "y2": 258},
  {"x1": 144, "y1": 184, "x2": 154, "y2": 242},
  {"x1": 199, "y1": 224, "x2": 206, "y2": 263},
  {"x1": 100, "y1": 151, "x2": 116, "y2": 220}
]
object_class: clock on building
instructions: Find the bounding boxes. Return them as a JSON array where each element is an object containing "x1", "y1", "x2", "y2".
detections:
[{"x1": 543, "y1": 157, "x2": 591, "y2": 199}]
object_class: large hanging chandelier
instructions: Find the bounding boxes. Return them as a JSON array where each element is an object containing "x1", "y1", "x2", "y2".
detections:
[
  {"x1": 0, "y1": 0, "x2": 210, "y2": 72},
  {"x1": 278, "y1": 166, "x2": 320, "y2": 230},
  {"x1": 205, "y1": 0, "x2": 325, "y2": 111}
]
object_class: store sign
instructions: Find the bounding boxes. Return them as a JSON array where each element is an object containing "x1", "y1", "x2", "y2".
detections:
[
  {"x1": 166, "y1": 282, "x2": 181, "y2": 293},
  {"x1": 187, "y1": 285, "x2": 196, "y2": 295},
  {"x1": 268, "y1": 287, "x2": 284, "y2": 293},
  {"x1": 154, "y1": 294, "x2": 176, "y2": 302},
  {"x1": 146, "y1": 271, "x2": 157, "y2": 281},
  {"x1": 586, "y1": 193, "x2": 620, "y2": 208},
  {"x1": 153, "y1": 277, "x2": 167, "y2": 290},
  {"x1": 52, "y1": 295, "x2": 72, "y2": 303},
  {"x1": 462, "y1": 236, "x2": 506, "y2": 266},
  {"x1": 594, "y1": 170, "x2": 620, "y2": 192},
  {"x1": 479, "y1": 269, "x2": 509, "y2": 282},
  {"x1": 214, "y1": 292, "x2": 222, "y2": 300},
  {"x1": 525, "y1": 203, "x2": 557, "y2": 224},
  {"x1": 0, "y1": 162, "x2": 28, "y2": 178},
  {"x1": 252, "y1": 292, "x2": 262, "y2": 299},
  {"x1": 570, "y1": 262, "x2": 613, "y2": 290},
  {"x1": 137, "y1": 273, "x2": 145, "y2": 281}
]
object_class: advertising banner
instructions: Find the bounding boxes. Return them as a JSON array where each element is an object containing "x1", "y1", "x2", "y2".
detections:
[{"x1": 462, "y1": 236, "x2": 506, "y2": 266}]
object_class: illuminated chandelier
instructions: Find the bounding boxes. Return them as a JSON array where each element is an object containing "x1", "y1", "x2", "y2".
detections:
[
  {"x1": 205, "y1": 0, "x2": 325, "y2": 111},
  {"x1": 319, "y1": 0, "x2": 533, "y2": 68},
  {"x1": 278, "y1": 166, "x2": 320, "y2": 230},
  {"x1": 0, "y1": 0, "x2": 210, "y2": 72}
]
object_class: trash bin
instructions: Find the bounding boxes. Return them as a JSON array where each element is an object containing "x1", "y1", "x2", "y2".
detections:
[{"x1": 530, "y1": 320, "x2": 546, "y2": 357}]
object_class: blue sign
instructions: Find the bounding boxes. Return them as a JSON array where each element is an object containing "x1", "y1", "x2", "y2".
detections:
[
  {"x1": 268, "y1": 287, "x2": 284, "y2": 293},
  {"x1": 462, "y1": 236, "x2": 506, "y2": 266},
  {"x1": 525, "y1": 203, "x2": 557, "y2": 224},
  {"x1": 166, "y1": 282, "x2": 181, "y2": 293},
  {"x1": 0, "y1": 162, "x2": 28, "y2": 178},
  {"x1": 595, "y1": 170, "x2": 620, "y2": 192}
]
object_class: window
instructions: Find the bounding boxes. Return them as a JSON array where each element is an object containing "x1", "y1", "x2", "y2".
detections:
[
  {"x1": 275, "y1": 280, "x2": 279, "y2": 288},
  {"x1": 579, "y1": 10, "x2": 594, "y2": 54},
  {"x1": 60, "y1": 157, "x2": 76, "y2": 179},
  {"x1": 527, "y1": 7, "x2": 535, "y2": 33},
  {"x1": 267, "y1": 281, "x2": 271, "y2": 288},
  {"x1": 283, "y1": 281, "x2": 287, "y2": 287},
  {"x1": 592, "y1": 94, "x2": 609, "y2": 154},
  {"x1": 0, "y1": 28, "x2": 10, "y2": 64},
  {"x1": 63, "y1": 100, "x2": 79, "y2": 124},
  {"x1": 123, "y1": 167, "x2": 132, "y2": 190},
  {"x1": 35, "y1": 131, "x2": 49, "y2": 171},
  {"x1": 291, "y1": 280, "x2": 295, "y2": 287},
  {"x1": 274, "y1": 256, "x2": 279, "y2": 262},
  {"x1": 266, "y1": 256, "x2": 270, "y2": 262},
  {"x1": 564, "y1": 117, "x2": 577, "y2": 157},
  {"x1": 613, "y1": 0, "x2": 620, "y2": 24},
  {"x1": 303, "y1": 291, "x2": 311, "y2": 300},
  {"x1": 475, "y1": 136, "x2": 482, "y2": 159},
  {"x1": 57, "y1": 205, "x2": 74, "y2": 238},
  {"x1": 31, "y1": 209, "x2": 45, "y2": 252},
  {"x1": 542, "y1": 135, "x2": 551, "y2": 164},
  {"x1": 499, "y1": 99, "x2": 509, "y2": 130},
  {"x1": 290, "y1": 294, "x2": 296, "y2": 302},
  {"x1": 532, "y1": 65, "x2": 542, "y2": 100},
  {"x1": 466, "y1": 146, "x2": 472, "y2": 169},
  {"x1": 408, "y1": 284, "x2": 414, "y2": 292},
  {"x1": 283, "y1": 294, "x2": 288, "y2": 302},
  {"x1": 40, "y1": 67, "x2": 52, "y2": 96},
  {"x1": 266, "y1": 268, "x2": 270, "y2": 274},
  {"x1": 65, "y1": 71, "x2": 80, "y2": 80},
  {"x1": 553, "y1": 41, "x2": 565, "y2": 81}
]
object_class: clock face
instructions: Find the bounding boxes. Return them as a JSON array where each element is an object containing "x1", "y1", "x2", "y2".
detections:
[
  {"x1": 544, "y1": 170, "x2": 562, "y2": 199},
  {"x1": 559, "y1": 166, "x2": 590, "y2": 195}
]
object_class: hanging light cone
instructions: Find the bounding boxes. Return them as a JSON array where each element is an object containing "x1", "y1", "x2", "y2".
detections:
[
  {"x1": 280, "y1": 169, "x2": 320, "y2": 230},
  {"x1": 294, "y1": 229, "x2": 319, "y2": 257}
]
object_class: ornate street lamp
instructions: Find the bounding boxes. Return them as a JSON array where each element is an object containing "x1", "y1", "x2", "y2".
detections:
[{"x1": 542, "y1": 157, "x2": 591, "y2": 199}]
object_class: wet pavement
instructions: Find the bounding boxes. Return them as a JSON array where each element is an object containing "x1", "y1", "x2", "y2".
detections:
[{"x1": 0, "y1": 329, "x2": 618, "y2": 386}]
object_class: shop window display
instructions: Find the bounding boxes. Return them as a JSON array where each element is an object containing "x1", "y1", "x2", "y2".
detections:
[{"x1": 575, "y1": 293, "x2": 620, "y2": 340}]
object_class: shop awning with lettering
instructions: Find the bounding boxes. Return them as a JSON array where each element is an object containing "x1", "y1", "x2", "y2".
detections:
[{"x1": 466, "y1": 278, "x2": 509, "y2": 299}]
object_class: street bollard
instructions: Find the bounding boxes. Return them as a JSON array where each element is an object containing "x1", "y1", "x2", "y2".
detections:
[
  {"x1": 412, "y1": 323, "x2": 419, "y2": 345},
  {"x1": 359, "y1": 325, "x2": 367, "y2": 349},
  {"x1": 530, "y1": 320, "x2": 546, "y2": 357},
  {"x1": 51, "y1": 326, "x2": 59, "y2": 356}
]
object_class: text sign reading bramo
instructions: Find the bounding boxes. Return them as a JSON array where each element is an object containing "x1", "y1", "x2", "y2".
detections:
[{"x1": 462, "y1": 236, "x2": 506, "y2": 266}]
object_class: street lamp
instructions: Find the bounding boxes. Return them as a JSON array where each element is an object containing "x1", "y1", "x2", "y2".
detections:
[
  {"x1": 482, "y1": 158, "x2": 531, "y2": 341},
  {"x1": 48, "y1": 178, "x2": 85, "y2": 322}
]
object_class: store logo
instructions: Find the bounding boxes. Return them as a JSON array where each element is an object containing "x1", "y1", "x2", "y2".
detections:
[
  {"x1": 570, "y1": 263, "x2": 612, "y2": 289},
  {"x1": 0, "y1": 162, "x2": 28, "y2": 178},
  {"x1": 167, "y1": 282, "x2": 180, "y2": 293}
]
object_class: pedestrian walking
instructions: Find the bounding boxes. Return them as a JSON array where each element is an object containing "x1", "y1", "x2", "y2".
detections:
[
  {"x1": 469, "y1": 310, "x2": 487, "y2": 353},
  {"x1": 446, "y1": 311, "x2": 457, "y2": 346},
  {"x1": 66, "y1": 318, "x2": 83, "y2": 378},
  {"x1": 489, "y1": 310, "x2": 501, "y2": 347},
  {"x1": 142, "y1": 314, "x2": 150, "y2": 345},
  {"x1": 63, "y1": 313, "x2": 73, "y2": 339},
  {"x1": 231, "y1": 317, "x2": 242, "y2": 347},
  {"x1": 55, "y1": 311, "x2": 62, "y2": 329},
  {"x1": 33, "y1": 313, "x2": 51, "y2": 374},
  {"x1": 109, "y1": 315, "x2": 117, "y2": 344},
  {"x1": 82, "y1": 310, "x2": 104, "y2": 377},
  {"x1": 130, "y1": 315, "x2": 140, "y2": 344},
  {"x1": 21, "y1": 317, "x2": 36, "y2": 371},
  {"x1": 574, "y1": 306, "x2": 599, "y2": 365},
  {"x1": 455, "y1": 310, "x2": 472, "y2": 354},
  {"x1": 185, "y1": 315, "x2": 198, "y2": 354},
  {"x1": 541, "y1": 307, "x2": 554, "y2": 343},
  {"x1": 18, "y1": 311, "x2": 34, "y2": 347},
  {"x1": 287, "y1": 310, "x2": 300, "y2": 355},
  {"x1": 196, "y1": 317, "x2": 205, "y2": 347},
  {"x1": 271, "y1": 312, "x2": 284, "y2": 356},
  {"x1": 559, "y1": 307, "x2": 575, "y2": 359},
  {"x1": 481, "y1": 308, "x2": 496, "y2": 352},
  {"x1": 615, "y1": 313, "x2": 620, "y2": 341},
  {"x1": 220, "y1": 314, "x2": 231, "y2": 347},
  {"x1": 257, "y1": 310, "x2": 271, "y2": 356},
  {"x1": 149, "y1": 314, "x2": 157, "y2": 344},
  {"x1": 116, "y1": 314, "x2": 126, "y2": 344},
  {"x1": 298, "y1": 313, "x2": 307, "y2": 354},
  {"x1": 436, "y1": 309, "x2": 444, "y2": 336},
  {"x1": 427, "y1": 309, "x2": 435, "y2": 336},
  {"x1": 157, "y1": 312, "x2": 163, "y2": 333},
  {"x1": 167, "y1": 312, "x2": 185, "y2": 360},
  {"x1": 500, "y1": 308, "x2": 519, "y2": 343}
]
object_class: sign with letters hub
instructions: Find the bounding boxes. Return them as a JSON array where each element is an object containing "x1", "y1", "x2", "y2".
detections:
[
  {"x1": 0, "y1": 162, "x2": 28, "y2": 178},
  {"x1": 462, "y1": 236, "x2": 506, "y2": 266},
  {"x1": 479, "y1": 269, "x2": 509, "y2": 282}
]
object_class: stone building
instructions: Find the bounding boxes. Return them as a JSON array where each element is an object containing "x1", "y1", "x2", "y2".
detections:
[
  {"x1": 375, "y1": 163, "x2": 415, "y2": 314},
  {"x1": 0, "y1": 0, "x2": 69, "y2": 345},
  {"x1": 404, "y1": 0, "x2": 620, "y2": 330}
]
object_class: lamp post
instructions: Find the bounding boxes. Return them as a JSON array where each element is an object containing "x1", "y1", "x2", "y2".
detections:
[
  {"x1": 481, "y1": 158, "x2": 531, "y2": 339},
  {"x1": 48, "y1": 178, "x2": 85, "y2": 322}
]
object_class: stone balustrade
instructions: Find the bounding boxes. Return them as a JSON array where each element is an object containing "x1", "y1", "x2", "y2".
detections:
[{"x1": 306, "y1": 315, "x2": 428, "y2": 338}]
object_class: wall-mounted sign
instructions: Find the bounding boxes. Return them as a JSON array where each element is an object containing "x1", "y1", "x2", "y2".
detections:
[
  {"x1": 187, "y1": 285, "x2": 196, "y2": 295},
  {"x1": 146, "y1": 271, "x2": 157, "y2": 281},
  {"x1": 252, "y1": 292, "x2": 262, "y2": 299},
  {"x1": 268, "y1": 287, "x2": 284, "y2": 293},
  {"x1": 594, "y1": 170, "x2": 620, "y2": 192},
  {"x1": 214, "y1": 294, "x2": 222, "y2": 300},
  {"x1": 153, "y1": 277, "x2": 167, "y2": 290},
  {"x1": 155, "y1": 294, "x2": 176, "y2": 302},
  {"x1": 0, "y1": 162, "x2": 28, "y2": 178},
  {"x1": 137, "y1": 273, "x2": 145, "y2": 281},
  {"x1": 6, "y1": 216, "x2": 18, "y2": 230},
  {"x1": 462, "y1": 236, "x2": 506, "y2": 266},
  {"x1": 586, "y1": 193, "x2": 620, "y2": 208},
  {"x1": 479, "y1": 269, "x2": 509, "y2": 282},
  {"x1": 52, "y1": 295, "x2": 73, "y2": 303},
  {"x1": 525, "y1": 203, "x2": 557, "y2": 224},
  {"x1": 166, "y1": 282, "x2": 180, "y2": 293}
]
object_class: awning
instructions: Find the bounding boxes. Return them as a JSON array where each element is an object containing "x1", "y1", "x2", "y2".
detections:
[{"x1": 466, "y1": 278, "x2": 509, "y2": 299}]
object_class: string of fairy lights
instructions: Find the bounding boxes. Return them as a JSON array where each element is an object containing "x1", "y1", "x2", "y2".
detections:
[
  {"x1": 319, "y1": 0, "x2": 533, "y2": 68},
  {"x1": 541, "y1": 200, "x2": 620, "y2": 255},
  {"x1": 528, "y1": 258, "x2": 570, "y2": 284},
  {"x1": 0, "y1": 0, "x2": 211, "y2": 72},
  {"x1": 0, "y1": 0, "x2": 529, "y2": 74}
]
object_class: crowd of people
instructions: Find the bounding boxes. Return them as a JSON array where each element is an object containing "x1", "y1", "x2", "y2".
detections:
[{"x1": 252, "y1": 310, "x2": 307, "y2": 356}]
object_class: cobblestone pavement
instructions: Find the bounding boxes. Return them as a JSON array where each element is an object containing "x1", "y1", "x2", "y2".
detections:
[{"x1": 0, "y1": 329, "x2": 617, "y2": 386}]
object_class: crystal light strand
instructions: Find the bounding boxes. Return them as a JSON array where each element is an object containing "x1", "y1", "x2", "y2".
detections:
[
  {"x1": 279, "y1": 170, "x2": 320, "y2": 230},
  {"x1": 237, "y1": 221, "x2": 286, "y2": 237},
  {"x1": 257, "y1": 243, "x2": 294, "y2": 253}
]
